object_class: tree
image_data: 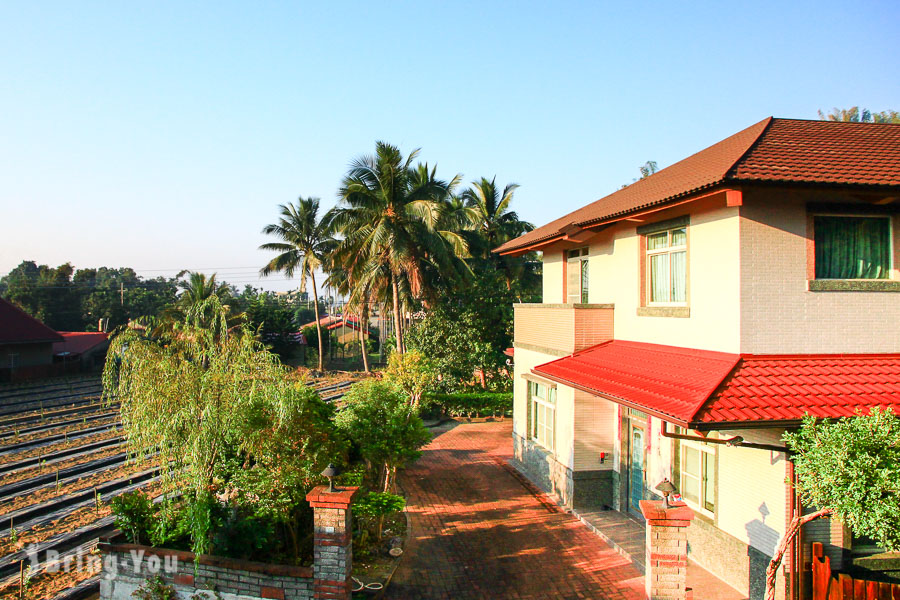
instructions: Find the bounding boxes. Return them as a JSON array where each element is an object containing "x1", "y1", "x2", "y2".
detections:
[
  {"x1": 259, "y1": 198, "x2": 335, "y2": 371},
  {"x1": 327, "y1": 142, "x2": 467, "y2": 353},
  {"x1": 103, "y1": 297, "x2": 341, "y2": 558},
  {"x1": 818, "y1": 107, "x2": 900, "y2": 124},
  {"x1": 235, "y1": 286, "x2": 303, "y2": 359},
  {"x1": 0, "y1": 261, "x2": 81, "y2": 330},
  {"x1": 384, "y1": 349, "x2": 436, "y2": 411},
  {"x1": 406, "y1": 264, "x2": 516, "y2": 391},
  {"x1": 333, "y1": 380, "x2": 431, "y2": 492},
  {"x1": 764, "y1": 408, "x2": 900, "y2": 600},
  {"x1": 639, "y1": 160, "x2": 658, "y2": 178}
]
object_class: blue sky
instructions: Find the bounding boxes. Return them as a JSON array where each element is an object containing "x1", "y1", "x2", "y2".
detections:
[{"x1": 1, "y1": 1, "x2": 898, "y2": 292}]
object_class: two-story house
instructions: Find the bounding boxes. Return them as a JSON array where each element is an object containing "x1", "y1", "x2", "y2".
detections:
[{"x1": 495, "y1": 117, "x2": 900, "y2": 600}]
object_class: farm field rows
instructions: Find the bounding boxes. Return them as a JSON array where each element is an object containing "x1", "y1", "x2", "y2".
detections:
[{"x1": 0, "y1": 373, "x2": 362, "y2": 600}]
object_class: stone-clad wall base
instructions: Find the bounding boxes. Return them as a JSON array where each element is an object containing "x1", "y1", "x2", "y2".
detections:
[{"x1": 513, "y1": 432, "x2": 616, "y2": 509}]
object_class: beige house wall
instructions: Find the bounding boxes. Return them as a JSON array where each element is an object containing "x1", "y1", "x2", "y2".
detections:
[
  {"x1": 739, "y1": 191, "x2": 900, "y2": 354},
  {"x1": 572, "y1": 390, "x2": 617, "y2": 471},
  {"x1": 538, "y1": 201, "x2": 742, "y2": 353},
  {"x1": 542, "y1": 249, "x2": 565, "y2": 304},
  {"x1": 512, "y1": 346, "x2": 575, "y2": 469}
]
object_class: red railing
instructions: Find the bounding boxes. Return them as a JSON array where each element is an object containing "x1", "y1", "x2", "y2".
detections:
[{"x1": 811, "y1": 542, "x2": 900, "y2": 599}]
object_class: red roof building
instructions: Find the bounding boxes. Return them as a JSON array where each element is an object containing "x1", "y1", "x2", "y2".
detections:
[
  {"x1": 500, "y1": 117, "x2": 900, "y2": 595},
  {"x1": 0, "y1": 298, "x2": 65, "y2": 381}
]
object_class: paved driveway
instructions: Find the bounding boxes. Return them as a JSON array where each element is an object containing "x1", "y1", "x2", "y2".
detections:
[{"x1": 386, "y1": 421, "x2": 644, "y2": 600}]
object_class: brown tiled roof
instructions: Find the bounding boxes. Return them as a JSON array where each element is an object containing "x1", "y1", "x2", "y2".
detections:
[
  {"x1": 0, "y1": 298, "x2": 64, "y2": 344},
  {"x1": 727, "y1": 119, "x2": 900, "y2": 186},
  {"x1": 496, "y1": 118, "x2": 900, "y2": 254}
]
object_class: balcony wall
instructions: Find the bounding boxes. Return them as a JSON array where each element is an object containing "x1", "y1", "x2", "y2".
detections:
[{"x1": 513, "y1": 304, "x2": 614, "y2": 356}]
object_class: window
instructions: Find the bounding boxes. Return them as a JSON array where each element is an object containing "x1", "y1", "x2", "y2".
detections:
[
  {"x1": 680, "y1": 440, "x2": 715, "y2": 514},
  {"x1": 566, "y1": 247, "x2": 589, "y2": 303},
  {"x1": 646, "y1": 227, "x2": 687, "y2": 304},
  {"x1": 814, "y1": 215, "x2": 892, "y2": 279},
  {"x1": 529, "y1": 381, "x2": 556, "y2": 450}
]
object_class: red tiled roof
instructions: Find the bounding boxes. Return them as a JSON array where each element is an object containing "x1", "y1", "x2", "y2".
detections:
[
  {"x1": 696, "y1": 355, "x2": 900, "y2": 425},
  {"x1": 496, "y1": 118, "x2": 900, "y2": 254},
  {"x1": 533, "y1": 341, "x2": 740, "y2": 424},
  {"x1": 0, "y1": 298, "x2": 64, "y2": 344},
  {"x1": 53, "y1": 332, "x2": 109, "y2": 356},
  {"x1": 533, "y1": 341, "x2": 900, "y2": 428}
]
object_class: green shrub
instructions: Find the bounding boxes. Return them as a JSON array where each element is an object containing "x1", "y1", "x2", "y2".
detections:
[
  {"x1": 110, "y1": 491, "x2": 154, "y2": 545},
  {"x1": 353, "y1": 491, "x2": 406, "y2": 541},
  {"x1": 423, "y1": 391, "x2": 513, "y2": 419}
]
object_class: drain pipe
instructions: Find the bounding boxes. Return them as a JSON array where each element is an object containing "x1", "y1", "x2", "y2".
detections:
[{"x1": 660, "y1": 421, "x2": 791, "y2": 454}]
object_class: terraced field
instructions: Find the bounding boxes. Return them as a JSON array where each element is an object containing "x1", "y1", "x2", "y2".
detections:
[{"x1": 0, "y1": 374, "x2": 361, "y2": 600}]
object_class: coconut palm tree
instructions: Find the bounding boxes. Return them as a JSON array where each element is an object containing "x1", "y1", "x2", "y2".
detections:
[
  {"x1": 156, "y1": 272, "x2": 238, "y2": 337},
  {"x1": 326, "y1": 142, "x2": 466, "y2": 353},
  {"x1": 462, "y1": 177, "x2": 533, "y2": 258},
  {"x1": 461, "y1": 177, "x2": 535, "y2": 292},
  {"x1": 259, "y1": 198, "x2": 334, "y2": 371}
]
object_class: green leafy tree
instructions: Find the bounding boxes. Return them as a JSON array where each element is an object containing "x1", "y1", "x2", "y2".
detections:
[
  {"x1": 234, "y1": 286, "x2": 302, "y2": 359},
  {"x1": 75, "y1": 267, "x2": 176, "y2": 330},
  {"x1": 259, "y1": 198, "x2": 335, "y2": 371},
  {"x1": 327, "y1": 142, "x2": 467, "y2": 353},
  {"x1": 763, "y1": 408, "x2": 900, "y2": 600},
  {"x1": 353, "y1": 491, "x2": 405, "y2": 541},
  {"x1": 0, "y1": 261, "x2": 81, "y2": 330},
  {"x1": 333, "y1": 380, "x2": 431, "y2": 492},
  {"x1": 818, "y1": 107, "x2": 900, "y2": 124},
  {"x1": 384, "y1": 349, "x2": 436, "y2": 411},
  {"x1": 103, "y1": 297, "x2": 341, "y2": 558},
  {"x1": 407, "y1": 265, "x2": 516, "y2": 391}
]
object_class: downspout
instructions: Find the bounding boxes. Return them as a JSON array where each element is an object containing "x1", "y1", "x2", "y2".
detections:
[{"x1": 661, "y1": 421, "x2": 791, "y2": 454}]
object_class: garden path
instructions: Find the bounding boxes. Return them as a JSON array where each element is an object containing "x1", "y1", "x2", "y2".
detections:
[{"x1": 385, "y1": 421, "x2": 645, "y2": 600}]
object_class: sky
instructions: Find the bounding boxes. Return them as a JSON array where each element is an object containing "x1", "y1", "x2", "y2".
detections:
[{"x1": 1, "y1": 1, "x2": 898, "y2": 292}]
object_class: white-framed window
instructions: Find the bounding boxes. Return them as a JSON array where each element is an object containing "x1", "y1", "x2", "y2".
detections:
[
  {"x1": 566, "y1": 247, "x2": 589, "y2": 304},
  {"x1": 814, "y1": 215, "x2": 893, "y2": 280},
  {"x1": 7, "y1": 354, "x2": 18, "y2": 369},
  {"x1": 680, "y1": 439, "x2": 716, "y2": 515},
  {"x1": 529, "y1": 381, "x2": 556, "y2": 451},
  {"x1": 646, "y1": 227, "x2": 687, "y2": 305}
]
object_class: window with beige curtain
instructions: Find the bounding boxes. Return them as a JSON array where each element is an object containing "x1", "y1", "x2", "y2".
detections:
[{"x1": 646, "y1": 227, "x2": 686, "y2": 304}]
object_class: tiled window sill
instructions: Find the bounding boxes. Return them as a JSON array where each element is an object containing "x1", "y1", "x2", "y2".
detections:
[
  {"x1": 808, "y1": 280, "x2": 900, "y2": 292},
  {"x1": 637, "y1": 306, "x2": 691, "y2": 318}
]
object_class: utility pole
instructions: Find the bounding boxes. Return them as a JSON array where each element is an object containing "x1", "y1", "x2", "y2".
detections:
[{"x1": 120, "y1": 282, "x2": 124, "y2": 306}]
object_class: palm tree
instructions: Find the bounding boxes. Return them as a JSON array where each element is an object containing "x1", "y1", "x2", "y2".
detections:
[
  {"x1": 156, "y1": 271, "x2": 237, "y2": 336},
  {"x1": 259, "y1": 198, "x2": 334, "y2": 371},
  {"x1": 326, "y1": 142, "x2": 466, "y2": 353},
  {"x1": 461, "y1": 177, "x2": 535, "y2": 290},
  {"x1": 462, "y1": 177, "x2": 533, "y2": 257}
]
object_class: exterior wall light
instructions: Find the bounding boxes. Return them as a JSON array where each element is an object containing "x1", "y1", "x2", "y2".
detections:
[
  {"x1": 655, "y1": 478, "x2": 678, "y2": 508},
  {"x1": 321, "y1": 463, "x2": 340, "y2": 492}
]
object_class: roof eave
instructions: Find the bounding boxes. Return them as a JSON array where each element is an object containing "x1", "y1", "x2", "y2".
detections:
[{"x1": 531, "y1": 368, "x2": 692, "y2": 428}]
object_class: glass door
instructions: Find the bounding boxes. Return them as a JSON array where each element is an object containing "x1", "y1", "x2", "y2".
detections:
[{"x1": 628, "y1": 424, "x2": 646, "y2": 517}]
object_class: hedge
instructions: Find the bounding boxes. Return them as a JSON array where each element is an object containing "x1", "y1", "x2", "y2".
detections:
[{"x1": 423, "y1": 391, "x2": 513, "y2": 419}]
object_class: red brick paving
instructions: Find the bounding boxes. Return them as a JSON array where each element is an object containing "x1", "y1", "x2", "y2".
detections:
[{"x1": 386, "y1": 421, "x2": 645, "y2": 600}]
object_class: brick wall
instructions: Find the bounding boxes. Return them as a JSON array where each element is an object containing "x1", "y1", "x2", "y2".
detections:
[
  {"x1": 98, "y1": 544, "x2": 314, "y2": 600},
  {"x1": 100, "y1": 486, "x2": 358, "y2": 600}
]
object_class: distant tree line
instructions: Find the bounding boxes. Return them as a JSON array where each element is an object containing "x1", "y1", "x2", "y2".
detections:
[{"x1": 0, "y1": 262, "x2": 322, "y2": 347}]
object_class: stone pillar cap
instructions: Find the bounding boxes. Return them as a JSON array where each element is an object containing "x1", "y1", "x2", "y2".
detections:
[
  {"x1": 306, "y1": 485, "x2": 359, "y2": 508},
  {"x1": 639, "y1": 500, "x2": 695, "y2": 522}
]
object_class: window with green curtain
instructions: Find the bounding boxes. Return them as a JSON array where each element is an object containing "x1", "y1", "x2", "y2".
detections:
[{"x1": 815, "y1": 216, "x2": 891, "y2": 279}]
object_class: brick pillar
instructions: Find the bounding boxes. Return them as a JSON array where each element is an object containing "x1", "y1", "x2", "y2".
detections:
[
  {"x1": 306, "y1": 485, "x2": 359, "y2": 600},
  {"x1": 640, "y1": 500, "x2": 695, "y2": 600}
]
